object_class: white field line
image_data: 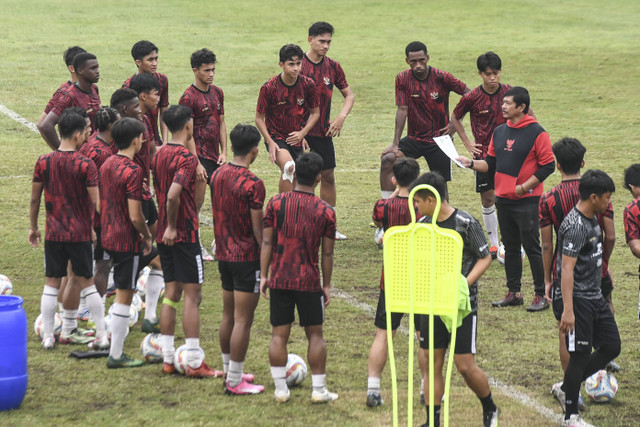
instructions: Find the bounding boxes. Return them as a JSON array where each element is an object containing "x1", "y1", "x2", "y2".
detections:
[{"x1": 0, "y1": 104, "x2": 39, "y2": 133}]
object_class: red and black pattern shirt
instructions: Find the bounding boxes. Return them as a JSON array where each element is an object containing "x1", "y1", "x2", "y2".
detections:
[
  {"x1": 80, "y1": 134, "x2": 114, "y2": 228},
  {"x1": 301, "y1": 54, "x2": 348, "y2": 137},
  {"x1": 32, "y1": 150, "x2": 97, "y2": 242},
  {"x1": 179, "y1": 84, "x2": 225, "y2": 162},
  {"x1": 152, "y1": 144, "x2": 199, "y2": 244},
  {"x1": 50, "y1": 83, "x2": 101, "y2": 133},
  {"x1": 263, "y1": 190, "x2": 336, "y2": 292},
  {"x1": 256, "y1": 74, "x2": 319, "y2": 144},
  {"x1": 99, "y1": 155, "x2": 143, "y2": 253},
  {"x1": 395, "y1": 67, "x2": 467, "y2": 144},
  {"x1": 44, "y1": 81, "x2": 73, "y2": 114},
  {"x1": 453, "y1": 83, "x2": 511, "y2": 159},
  {"x1": 210, "y1": 164, "x2": 265, "y2": 262},
  {"x1": 131, "y1": 116, "x2": 154, "y2": 200},
  {"x1": 624, "y1": 197, "x2": 640, "y2": 243},
  {"x1": 123, "y1": 72, "x2": 169, "y2": 146}
]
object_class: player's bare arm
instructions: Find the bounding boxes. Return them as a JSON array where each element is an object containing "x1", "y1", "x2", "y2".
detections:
[
  {"x1": 259, "y1": 226, "x2": 274, "y2": 299},
  {"x1": 438, "y1": 85, "x2": 471, "y2": 136},
  {"x1": 163, "y1": 182, "x2": 182, "y2": 246},
  {"x1": 515, "y1": 176, "x2": 541, "y2": 196},
  {"x1": 28, "y1": 182, "x2": 43, "y2": 248},
  {"x1": 383, "y1": 105, "x2": 408, "y2": 156},
  {"x1": 159, "y1": 106, "x2": 169, "y2": 143},
  {"x1": 457, "y1": 156, "x2": 489, "y2": 173},
  {"x1": 629, "y1": 239, "x2": 640, "y2": 259},
  {"x1": 326, "y1": 86, "x2": 354, "y2": 138},
  {"x1": 286, "y1": 106, "x2": 319, "y2": 146},
  {"x1": 602, "y1": 216, "x2": 615, "y2": 263},
  {"x1": 255, "y1": 112, "x2": 278, "y2": 163},
  {"x1": 450, "y1": 113, "x2": 481, "y2": 156},
  {"x1": 128, "y1": 198, "x2": 153, "y2": 255},
  {"x1": 541, "y1": 225, "x2": 554, "y2": 301},
  {"x1": 39, "y1": 112, "x2": 62, "y2": 150},
  {"x1": 218, "y1": 115, "x2": 228, "y2": 165},
  {"x1": 321, "y1": 235, "x2": 334, "y2": 307},
  {"x1": 250, "y1": 208, "x2": 264, "y2": 252},
  {"x1": 559, "y1": 255, "x2": 578, "y2": 334},
  {"x1": 185, "y1": 136, "x2": 207, "y2": 182},
  {"x1": 465, "y1": 253, "x2": 491, "y2": 286}
]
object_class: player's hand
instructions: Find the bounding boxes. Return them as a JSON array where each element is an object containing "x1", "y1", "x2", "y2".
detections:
[
  {"x1": 162, "y1": 226, "x2": 177, "y2": 246},
  {"x1": 142, "y1": 235, "x2": 153, "y2": 256},
  {"x1": 382, "y1": 143, "x2": 400, "y2": 157},
  {"x1": 544, "y1": 281, "x2": 553, "y2": 303},
  {"x1": 217, "y1": 152, "x2": 227, "y2": 165},
  {"x1": 456, "y1": 156, "x2": 472, "y2": 168},
  {"x1": 463, "y1": 140, "x2": 482, "y2": 156},
  {"x1": 268, "y1": 142, "x2": 279, "y2": 163},
  {"x1": 259, "y1": 277, "x2": 269, "y2": 299},
  {"x1": 28, "y1": 228, "x2": 41, "y2": 248},
  {"x1": 439, "y1": 122, "x2": 456, "y2": 136},
  {"x1": 196, "y1": 163, "x2": 207, "y2": 183},
  {"x1": 286, "y1": 131, "x2": 305, "y2": 146},
  {"x1": 326, "y1": 116, "x2": 345, "y2": 137},
  {"x1": 302, "y1": 138, "x2": 310, "y2": 151},
  {"x1": 515, "y1": 184, "x2": 525, "y2": 196},
  {"x1": 142, "y1": 178, "x2": 150, "y2": 194},
  {"x1": 559, "y1": 310, "x2": 575, "y2": 334},
  {"x1": 322, "y1": 286, "x2": 331, "y2": 307}
]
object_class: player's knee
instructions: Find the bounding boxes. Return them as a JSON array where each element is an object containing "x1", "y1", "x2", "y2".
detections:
[
  {"x1": 380, "y1": 152, "x2": 396, "y2": 170},
  {"x1": 321, "y1": 169, "x2": 335, "y2": 185}
]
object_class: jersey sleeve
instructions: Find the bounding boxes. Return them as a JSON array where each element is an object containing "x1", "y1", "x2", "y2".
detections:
[
  {"x1": 49, "y1": 91, "x2": 73, "y2": 116},
  {"x1": 466, "y1": 217, "x2": 490, "y2": 259},
  {"x1": 306, "y1": 79, "x2": 319, "y2": 109},
  {"x1": 561, "y1": 225, "x2": 587, "y2": 258},
  {"x1": 173, "y1": 153, "x2": 197, "y2": 187},
  {"x1": 624, "y1": 205, "x2": 640, "y2": 243},
  {"x1": 126, "y1": 167, "x2": 143, "y2": 201},
  {"x1": 217, "y1": 86, "x2": 225, "y2": 116},
  {"x1": 372, "y1": 199, "x2": 385, "y2": 223},
  {"x1": 33, "y1": 157, "x2": 44, "y2": 183},
  {"x1": 441, "y1": 71, "x2": 467, "y2": 96},
  {"x1": 603, "y1": 202, "x2": 613, "y2": 219},
  {"x1": 84, "y1": 158, "x2": 99, "y2": 187},
  {"x1": 256, "y1": 83, "x2": 270, "y2": 114},
  {"x1": 263, "y1": 197, "x2": 276, "y2": 228},
  {"x1": 249, "y1": 179, "x2": 266, "y2": 210},
  {"x1": 453, "y1": 92, "x2": 473, "y2": 120},
  {"x1": 395, "y1": 73, "x2": 408, "y2": 107},
  {"x1": 160, "y1": 74, "x2": 169, "y2": 108},
  {"x1": 334, "y1": 61, "x2": 348, "y2": 90},
  {"x1": 178, "y1": 91, "x2": 193, "y2": 110},
  {"x1": 323, "y1": 205, "x2": 337, "y2": 238},
  {"x1": 539, "y1": 194, "x2": 552, "y2": 228}
]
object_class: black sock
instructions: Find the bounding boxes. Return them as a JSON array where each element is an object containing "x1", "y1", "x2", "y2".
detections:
[
  {"x1": 425, "y1": 405, "x2": 441, "y2": 427},
  {"x1": 564, "y1": 352, "x2": 589, "y2": 419},
  {"x1": 480, "y1": 392, "x2": 497, "y2": 413}
]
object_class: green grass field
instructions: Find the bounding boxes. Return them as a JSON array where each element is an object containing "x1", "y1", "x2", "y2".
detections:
[{"x1": 1, "y1": 0, "x2": 639, "y2": 425}]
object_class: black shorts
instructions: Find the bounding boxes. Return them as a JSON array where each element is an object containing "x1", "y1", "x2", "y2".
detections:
[
  {"x1": 199, "y1": 157, "x2": 219, "y2": 186},
  {"x1": 44, "y1": 240, "x2": 93, "y2": 279},
  {"x1": 142, "y1": 198, "x2": 158, "y2": 226},
  {"x1": 108, "y1": 247, "x2": 159, "y2": 290},
  {"x1": 269, "y1": 288, "x2": 325, "y2": 327},
  {"x1": 306, "y1": 136, "x2": 336, "y2": 170},
  {"x1": 374, "y1": 290, "x2": 421, "y2": 331},
  {"x1": 265, "y1": 139, "x2": 303, "y2": 162},
  {"x1": 157, "y1": 242, "x2": 204, "y2": 284},
  {"x1": 418, "y1": 313, "x2": 477, "y2": 354},
  {"x1": 475, "y1": 169, "x2": 495, "y2": 193},
  {"x1": 94, "y1": 228, "x2": 111, "y2": 262},
  {"x1": 398, "y1": 136, "x2": 451, "y2": 181},
  {"x1": 565, "y1": 296, "x2": 620, "y2": 354},
  {"x1": 218, "y1": 260, "x2": 260, "y2": 293},
  {"x1": 600, "y1": 272, "x2": 613, "y2": 299}
]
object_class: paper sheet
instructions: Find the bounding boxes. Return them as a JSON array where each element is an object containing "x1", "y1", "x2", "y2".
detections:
[{"x1": 433, "y1": 135, "x2": 465, "y2": 168}]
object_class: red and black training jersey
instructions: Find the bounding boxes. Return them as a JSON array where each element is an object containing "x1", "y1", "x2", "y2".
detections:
[
  {"x1": 624, "y1": 197, "x2": 640, "y2": 243},
  {"x1": 44, "y1": 81, "x2": 73, "y2": 114},
  {"x1": 32, "y1": 150, "x2": 97, "y2": 242},
  {"x1": 123, "y1": 72, "x2": 169, "y2": 146},
  {"x1": 179, "y1": 84, "x2": 225, "y2": 162},
  {"x1": 263, "y1": 190, "x2": 336, "y2": 292},
  {"x1": 395, "y1": 67, "x2": 467, "y2": 144},
  {"x1": 99, "y1": 155, "x2": 143, "y2": 253},
  {"x1": 256, "y1": 74, "x2": 319, "y2": 143},
  {"x1": 131, "y1": 116, "x2": 154, "y2": 200},
  {"x1": 300, "y1": 54, "x2": 348, "y2": 137},
  {"x1": 452, "y1": 83, "x2": 511, "y2": 159},
  {"x1": 50, "y1": 83, "x2": 101, "y2": 133},
  {"x1": 80, "y1": 134, "x2": 114, "y2": 229},
  {"x1": 152, "y1": 144, "x2": 199, "y2": 244},
  {"x1": 210, "y1": 164, "x2": 265, "y2": 262},
  {"x1": 372, "y1": 196, "x2": 413, "y2": 290}
]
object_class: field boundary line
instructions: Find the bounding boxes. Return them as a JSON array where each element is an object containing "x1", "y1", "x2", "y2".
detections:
[{"x1": 0, "y1": 104, "x2": 39, "y2": 133}]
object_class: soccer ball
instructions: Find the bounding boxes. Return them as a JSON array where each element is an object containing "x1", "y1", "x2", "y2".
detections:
[
  {"x1": 107, "y1": 304, "x2": 139, "y2": 328},
  {"x1": 496, "y1": 244, "x2": 525, "y2": 265},
  {"x1": 173, "y1": 344, "x2": 205, "y2": 375},
  {"x1": 0, "y1": 274, "x2": 13, "y2": 295},
  {"x1": 374, "y1": 227, "x2": 384, "y2": 249},
  {"x1": 140, "y1": 333, "x2": 163, "y2": 363},
  {"x1": 131, "y1": 293, "x2": 143, "y2": 313},
  {"x1": 585, "y1": 370, "x2": 618, "y2": 402},
  {"x1": 136, "y1": 267, "x2": 151, "y2": 299},
  {"x1": 286, "y1": 353, "x2": 307, "y2": 387},
  {"x1": 34, "y1": 313, "x2": 62, "y2": 339}
]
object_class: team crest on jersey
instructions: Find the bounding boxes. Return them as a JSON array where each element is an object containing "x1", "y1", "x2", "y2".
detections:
[
  {"x1": 297, "y1": 98, "x2": 305, "y2": 106},
  {"x1": 430, "y1": 91, "x2": 439, "y2": 100},
  {"x1": 505, "y1": 139, "x2": 515, "y2": 151},
  {"x1": 323, "y1": 76, "x2": 331, "y2": 86},
  {"x1": 217, "y1": 103, "x2": 221, "y2": 111}
]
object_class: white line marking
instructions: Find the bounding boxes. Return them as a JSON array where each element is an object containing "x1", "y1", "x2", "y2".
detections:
[
  {"x1": 0, "y1": 104, "x2": 39, "y2": 133},
  {"x1": 0, "y1": 175, "x2": 30, "y2": 180}
]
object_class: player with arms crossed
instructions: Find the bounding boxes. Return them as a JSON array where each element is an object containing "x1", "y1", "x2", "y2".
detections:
[
  {"x1": 211, "y1": 124, "x2": 265, "y2": 395},
  {"x1": 411, "y1": 172, "x2": 499, "y2": 427},
  {"x1": 256, "y1": 44, "x2": 320, "y2": 193},
  {"x1": 301, "y1": 21, "x2": 354, "y2": 240},
  {"x1": 553, "y1": 170, "x2": 620, "y2": 427},
  {"x1": 260, "y1": 152, "x2": 338, "y2": 403}
]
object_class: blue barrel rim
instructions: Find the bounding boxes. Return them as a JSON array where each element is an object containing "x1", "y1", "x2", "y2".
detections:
[{"x1": 0, "y1": 295, "x2": 24, "y2": 310}]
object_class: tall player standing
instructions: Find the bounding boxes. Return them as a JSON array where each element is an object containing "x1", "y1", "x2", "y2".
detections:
[{"x1": 301, "y1": 21, "x2": 354, "y2": 240}]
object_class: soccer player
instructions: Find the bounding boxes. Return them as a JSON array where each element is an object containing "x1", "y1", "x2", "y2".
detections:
[
  {"x1": 40, "y1": 52, "x2": 101, "y2": 149},
  {"x1": 623, "y1": 164, "x2": 640, "y2": 292},
  {"x1": 101, "y1": 118, "x2": 158, "y2": 368},
  {"x1": 179, "y1": 48, "x2": 228, "y2": 262},
  {"x1": 260, "y1": 152, "x2": 337, "y2": 403},
  {"x1": 411, "y1": 172, "x2": 499, "y2": 427},
  {"x1": 366, "y1": 158, "x2": 422, "y2": 408},
  {"x1": 458, "y1": 87, "x2": 555, "y2": 312},
  {"x1": 450, "y1": 52, "x2": 513, "y2": 256},
  {"x1": 256, "y1": 44, "x2": 320, "y2": 193},
  {"x1": 301, "y1": 22, "x2": 354, "y2": 240},
  {"x1": 37, "y1": 45, "x2": 86, "y2": 149},
  {"x1": 379, "y1": 41, "x2": 469, "y2": 199},
  {"x1": 29, "y1": 109, "x2": 106, "y2": 349},
  {"x1": 210, "y1": 124, "x2": 265, "y2": 395},
  {"x1": 553, "y1": 170, "x2": 620, "y2": 426},
  {"x1": 123, "y1": 40, "x2": 169, "y2": 145},
  {"x1": 153, "y1": 105, "x2": 220, "y2": 378}
]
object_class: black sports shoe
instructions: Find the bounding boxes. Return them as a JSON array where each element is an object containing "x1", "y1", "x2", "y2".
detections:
[
  {"x1": 492, "y1": 292, "x2": 523, "y2": 307},
  {"x1": 483, "y1": 407, "x2": 500, "y2": 427},
  {"x1": 526, "y1": 295, "x2": 550, "y2": 312},
  {"x1": 366, "y1": 392, "x2": 383, "y2": 407}
]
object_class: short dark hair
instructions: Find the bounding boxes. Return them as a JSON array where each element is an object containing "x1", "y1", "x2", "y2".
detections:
[
  {"x1": 190, "y1": 48, "x2": 217, "y2": 69},
  {"x1": 579, "y1": 169, "x2": 615, "y2": 200},
  {"x1": 410, "y1": 172, "x2": 446, "y2": 201},
  {"x1": 279, "y1": 44, "x2": 304, "y2": 63},
  {"x1": 405, "y1": 41, "x2": 427, "y2": 57},
  {"x1": 477, "y1": 51, "x2": 501, "y2": 72},
  {"x1": 64, "y1": 46, "x2": 86, "y2": 67},
  {"x1": 504, "y1": 86, "x2": 530, "y2": 114},
  {"x1": 93, "y1": 107, "x2": 119, "y2": 132},
  {"x1": 111, "y1": 118, "x2": 146, "y2": 150},
  {"x1": 308, "y1": 21, "x2": 334, "y2": 37},
  {"x1": 393, "y1": 158, "x2": 420, "y2": 187},
  {"x1": 73, "y1": 52, "x2": 97, "y2": 73},
  {"x1": 623, "y1": 164, "x2": 640, "y2": 194},
  {"x1": 163, "y1": 105, "x2": 192, "y2": 133},
  {"x1": 129, "y1": 73, "x2": 161, "y2": 95},
  {"x1": 230, "y1": 124, "x2": 261, "y2": 156},
  {"x1": 295, "y1": 152, "x2": 323, "y2": 186},
  {"x1": 58, "y1": 109, "x2": 87, "y2": 139},
  {"x1": 131, "y1": 40, "x2": 158, "y2": 61},
  {"x1": 552, "y1": 137, "x2": 586, "y2": 175},
  {"x1": 110, "y1": 88, "x2": 138, "y2": 110}
]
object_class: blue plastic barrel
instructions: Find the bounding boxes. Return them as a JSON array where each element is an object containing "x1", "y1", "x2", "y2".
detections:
[{"x1": 0, "y1": 295, "x2": 27, "y2": 411}]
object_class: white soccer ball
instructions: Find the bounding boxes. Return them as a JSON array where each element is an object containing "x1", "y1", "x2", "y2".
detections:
[
  {"x1": 140, "y1": 333, "x2": 163, "y2": 363},
  {"x1": 374, "y1": 227, "x2": 384, "y2": 248},
  {"x1": 286, "y1": 353, "x2": 307, "y2": 387},
  {"x1": 136, "y1": 267, "x2": 151, "y2": 300},
  {"x1": 107, "y1": 304, "x2": 139, "y2": 328},
  {"x1": 585, "y1": 370, "x2": 618, "y2": 402},
  {"x1": 0, "y1": 274, "x2": 13, "y2": 295},
  {"x1": 131, "y1": 293, "x2": 143, "y2": 313},
  {"x1": 496, "y1": 244, "x2": 525, "y2": 265},
  {"x1": 34, "y1": 313, "x2": 62, "y2": 339},
  {"x1": 173, "y1": 344, "x2": 205, "y2": 375}
]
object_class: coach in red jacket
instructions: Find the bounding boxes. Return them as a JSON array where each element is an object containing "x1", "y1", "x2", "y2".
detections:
[{"x1": 458, "y1": 86, "x2": 555, "y2": 312}]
